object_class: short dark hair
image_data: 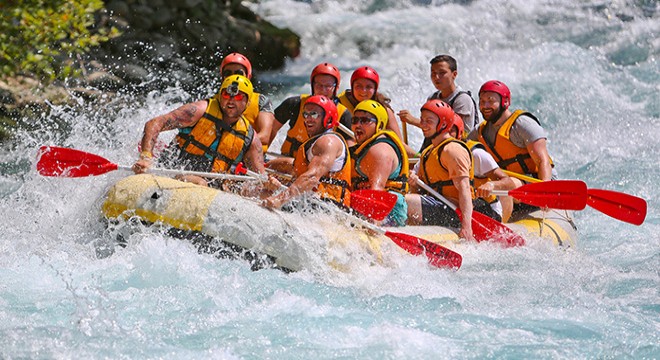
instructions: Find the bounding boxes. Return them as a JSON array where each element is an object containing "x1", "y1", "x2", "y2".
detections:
[{"x1": 430, "y1": 55, "x2": 457, "y2": 72}]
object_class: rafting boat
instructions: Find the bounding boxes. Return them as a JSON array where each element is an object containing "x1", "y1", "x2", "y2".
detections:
[{"x1": 101, "y1": 174, "x2": 578, "y2": 271}]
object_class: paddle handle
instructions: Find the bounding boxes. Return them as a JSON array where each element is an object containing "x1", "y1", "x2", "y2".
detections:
[
  {"x1": 128, "y1": 166, "x2": 262, "y2": 182},
  {"x1": 501, "y1": 169, "x2": 541, "y2": 183}
]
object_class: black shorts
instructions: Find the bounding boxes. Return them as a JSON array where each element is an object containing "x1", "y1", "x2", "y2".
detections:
[{"x1": 420, "y1": 196, "x2": 502, "y2": 226}]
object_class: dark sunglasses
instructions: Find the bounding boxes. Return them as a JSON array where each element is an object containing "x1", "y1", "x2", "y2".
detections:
[
  {"x1": 222, "y1": 69, "x2": 246, "y2": 78},
  {"x1": 221, "y1": 90, "x2": 246, "y2": 101},
  {"x1": 302, "y1": 111, "x2": 322, "y2": 119},
  {"x1": 351, "y1": 116, "x2": 377, "y2": 125}
]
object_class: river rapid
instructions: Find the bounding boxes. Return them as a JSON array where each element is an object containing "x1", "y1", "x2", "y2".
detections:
[{"x1": 1, "y1": 0, "x2": 658, "y2": 358}]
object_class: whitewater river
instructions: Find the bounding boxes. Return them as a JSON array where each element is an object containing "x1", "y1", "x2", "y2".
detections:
[{"x1": 1, "y1": 0, "x2": 658, "y2": 358}]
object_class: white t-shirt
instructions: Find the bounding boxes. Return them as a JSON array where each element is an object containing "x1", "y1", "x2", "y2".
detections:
[{"x1": 306, "y1": 132, "x2": 346, "y2": 173}]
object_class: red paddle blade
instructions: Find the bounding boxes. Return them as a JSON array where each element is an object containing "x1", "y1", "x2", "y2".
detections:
[
  {"x1": 36, "y1": 146, "x2": 118, "y2": 177},
  {"x1": 385, "y1": 231, "x2": 462, "y2": 269},
  {"x1": 458, "y1": 209, "x2": 526, "y2": 247},
  {"x1": 350, "y1": 189, "x2": 398, "y2": 221},
  {"x1": 509, "y1": 180, "x2": 588, "y2": 210},
  {"x1": 587, "y1": 189, "x2": 647, "y2": 225}
]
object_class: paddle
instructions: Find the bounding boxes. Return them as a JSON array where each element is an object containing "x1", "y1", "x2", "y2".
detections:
[
  {"x1": 501, "y1": 170, "x2": 647, "y2": 226},
  {"x1": 416, "y1": 179, "x2": 526, "y2": 247},
  {"x1": 491, "y1": 180, "x2": 588, "y2": 210},
  {"x1": 262, "y1": 167, "x2": 399, "y2": 222},
  {"x1": 36, "y1": 146, "x2": 260, "y2": 182}
]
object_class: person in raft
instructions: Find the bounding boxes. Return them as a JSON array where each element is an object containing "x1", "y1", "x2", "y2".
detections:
[
  {"x1": 467, "y1": 79, "x2": 556, "y2": 217},
  {"x1": 132, "y1": 74, "x2": 265, "y2": 188},
  {"x1": 268, "y1": 62, "x2": 354, "y2": 158},
  {"x1": 338, "y1": 66, "x2": 417, "y2": 157},
  {"x1": 262, "y1": 95, "x2": 352, "y2": 210},
  {"x1": 398, "y1": 54, "x2": 480, "y2": 152},
  {"x1": 219, "y1": 52, "x2": 276, "y2": 153},
  {"x1": 349, "y1": 100, "x2": 409, "y2": 226},
  {"x1": 405, "y1": 100, "x2": 495, "y2": 241}
]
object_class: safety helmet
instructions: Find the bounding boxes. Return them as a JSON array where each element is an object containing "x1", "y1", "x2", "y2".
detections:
[
  {"x1": 354, "y1": 100, "x2": 388, "y2": 131},
  {"x1": 479, "y1": 80, "x2": 511, "y2": 110},
  {"x1": 421, "y1": 99, "x2": 456, "y2": 135},
  {"x1": 220, "y1": 52, "x2": 252, "y2": 79},
  {"x1": 311, "y1": 62, "x2": 341, "y2": 96},
  {"x1": 350, "y1": 66, "x2": 380, "y2": 93},
  {"x1": 305, "y1": 95, "x2": 338, "y2": 130},
  {"x1": 220, "y1": 74, "x2": 253, "y2": 98},
  {"x1": 452, "y1": 113, "x2": 465, "y2": 139}
]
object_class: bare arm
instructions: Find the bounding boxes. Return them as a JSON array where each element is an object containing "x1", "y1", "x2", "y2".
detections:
[
  {"x1": 133, "y1": 100, "x2": 207, "y2": 174},
  {"x1": 264, "y1": 135, "x2": 343, "y2": 209},
  {"x1": 255, "y1": 111, "x2": 275, "y2": 149},
  {"x1": 243, "y1": 132, "x2": 266, "y2": 175},
  {"x1": 527, "y1": 138, "x2": 552, "y2": 181},
  {"x1": 452, "y1": 176, "x2": 474, "y2": 241},
  {"x1": 359, "y1": 142, "x2": 398, "y2": 191},
  {"x1": 397, "y1": 109, "x2": 421, "y2": 128}
]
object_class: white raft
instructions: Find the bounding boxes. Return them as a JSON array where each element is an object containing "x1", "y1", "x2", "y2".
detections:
[{"x1": 102, "y1": 174, "x2": 578, "y2": 271}]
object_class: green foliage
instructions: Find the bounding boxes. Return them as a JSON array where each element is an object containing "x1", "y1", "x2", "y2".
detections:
[{"x1": 0, "y1": 0, "x2": 120, "y2": 82}]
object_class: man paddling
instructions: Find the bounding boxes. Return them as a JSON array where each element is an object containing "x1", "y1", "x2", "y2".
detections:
[
  {"x1": 132, "y1": 74, "x2": 265, "y2": 187},
  {"x1": 405, "y1": 100, "x2": 477, "y2": 241},
  {"x1": 467, "y1": 80, "x2": 556, "y2": 215},
  {"x1": 350, "y1": 100, "x2": 409, "y2": 226},
  {"x1": 263, "y1": 95, "x2": 352, "y2": 209}
]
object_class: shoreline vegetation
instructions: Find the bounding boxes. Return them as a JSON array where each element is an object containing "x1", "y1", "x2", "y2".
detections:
[{"x1": 0, "y1": 0, "x2": 300, "y2": 142}]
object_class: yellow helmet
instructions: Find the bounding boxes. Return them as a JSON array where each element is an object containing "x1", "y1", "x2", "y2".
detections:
[
  {"x1": 220, "y1": 74, "x2": 253, "y2": 98},
  {"x1": 354, "y1": 100, "x2": 388, "y2": 131}
]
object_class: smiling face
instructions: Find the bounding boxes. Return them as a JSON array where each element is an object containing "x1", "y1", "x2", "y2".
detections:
[
  {"x1": 352, "y1": 78, "x2": 377, "y2": 102},
  {"x1": 419, "y1": 109, "x2": 440, "y2": 138},
  {"x1": 430, "y1": 61, "x2": 457, "y2": 93},
  {"x1": 479, "y1": 91, "x2": 503, "y2": 122},
  {"x1": 302, "y1": 103, "x2": 326, "y2": 137},
  {"x1": 351, "y1": 110, "x2": 378, "y2": 144}
]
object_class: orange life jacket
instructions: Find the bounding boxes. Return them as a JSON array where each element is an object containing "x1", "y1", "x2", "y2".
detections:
[
  {"x1": 293, "y1": 131, "x2": 352, "y2": 208},
  {"x1": 418, "y1": 137, "x2": 474, "y2": 202},
  {"x1": 175, "y1": 95, "x2": 253, "y2": 173}
]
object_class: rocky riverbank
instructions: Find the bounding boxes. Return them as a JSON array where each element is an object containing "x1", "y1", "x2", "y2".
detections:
[{"x1": 0, "y1": 0, "x2": 300, "y2": 141}]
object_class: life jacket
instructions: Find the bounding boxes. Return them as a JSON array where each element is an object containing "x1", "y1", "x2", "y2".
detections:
[
  {"x1": 174, "y1": 95, "x2": 253, "y2": 173},
  {"x1": 242, "y1": 92, "x2": 261, "y2": 126},
  {"x1": 418, "y1": 137, "x2": 474, "y2": 202},
  {"x1": 293, "y1": 131, "x2": 352, "y2": 208},
  {"x1": 465, "y1": 139, "x2": 498, "y2": 204},
  {"x1": 280, "y1": 95, "x2": 350, "y2": 156},
  {"x1": 337, "y1": 90, "x2": 357, "y2": 113},
  {"x1": 350, "y1": 130, "x2": 409, "y2": 194},
  {"x1": 476, "y1": 110, "x2": 553, "y2": 177}
]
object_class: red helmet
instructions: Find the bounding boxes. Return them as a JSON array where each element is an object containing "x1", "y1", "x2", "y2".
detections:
[
  {"x1": 452, "y1": 113, "x2": 465, "y2": 139},
  {"x1": 350, "y1": 66, "x2": 379, "y2": 93},
  {"x1": 305, "y1": 95, "x2": 338, "y2": 130},
  {"x1": 221, "y1": 52, "x2": 252, "y2": 79},
  {"x1": 479, "y1": 80, "x2": 511, "y2": 110},
  {"x1": 311, "y1": 62, "x2": 341, "y2": 95},
  {"x1": 421, "y1": 99, "x2": 456, "y2": 135}
]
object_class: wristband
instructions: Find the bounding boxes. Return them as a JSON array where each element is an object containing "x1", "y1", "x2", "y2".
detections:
[{"x1": 139, "y1": 151, "x2": 153, "y2": 160}]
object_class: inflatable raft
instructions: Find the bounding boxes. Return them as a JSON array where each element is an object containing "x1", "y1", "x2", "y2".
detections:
[{"x1": 101, "y1": 174, "x2": 578, "y2": 271}]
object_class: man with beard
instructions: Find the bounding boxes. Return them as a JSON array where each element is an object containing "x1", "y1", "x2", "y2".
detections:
[
  {"x1": 132, "y1": 74, "x2": 265, "y2": 187},
  {"x1": 467, "y1": 80, "x2": 555, "y2": 215}
]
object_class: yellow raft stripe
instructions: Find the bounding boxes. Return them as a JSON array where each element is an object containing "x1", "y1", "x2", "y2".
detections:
[{"x1": 102, "y1": 174, "x2": 217, "y2": 232}]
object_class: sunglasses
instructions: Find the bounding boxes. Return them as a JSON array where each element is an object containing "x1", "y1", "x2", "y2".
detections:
[
  {"x1": 351, "y1": 116, "x2": 377, "y2": 125},
  {"x1": 222, "y1": 69, "x2": 246, "y2": 78},
  {"x1": 221, "y1": 90, "x2": 246, "y2": 101},
  {"x1": 314, "y1": 82, "x2": 336, "y2": 90},
  {"x1": 302, "y1": 111, "x2": 322, "y2": 119}
]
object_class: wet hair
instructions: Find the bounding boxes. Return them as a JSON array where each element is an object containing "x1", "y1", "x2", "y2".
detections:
[{"x1": 430, "y1": 55, "x2": 457, "y2": 72}]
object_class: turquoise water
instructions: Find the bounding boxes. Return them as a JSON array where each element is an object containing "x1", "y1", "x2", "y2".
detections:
[{"x1": 1, "y1": 0, "x2": 658, "y2": 358}]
